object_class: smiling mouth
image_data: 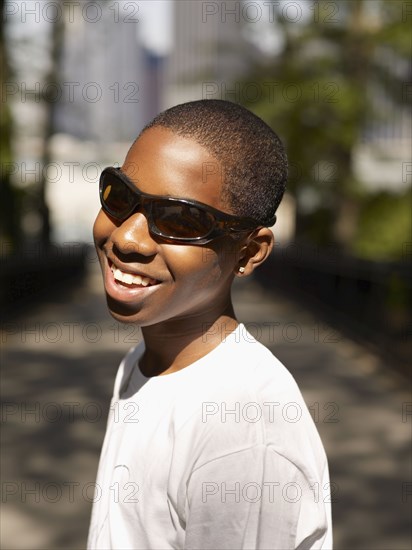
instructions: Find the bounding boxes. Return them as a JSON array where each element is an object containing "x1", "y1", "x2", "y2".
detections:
[{"x1": 109, "y1": 262, "x2": 160, "y2": 288}]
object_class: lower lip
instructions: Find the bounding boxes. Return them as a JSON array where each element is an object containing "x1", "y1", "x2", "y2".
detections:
[{"x1": 103, "y1": 262, "x2": 161, "y2": 302}]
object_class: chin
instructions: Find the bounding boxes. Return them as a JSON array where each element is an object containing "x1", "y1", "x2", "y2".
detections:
[
  {"x1": 106, "y1": 296, "x2": 142, "y2": 324},
  {"x1": 105, "y1": 296, "x2": 162, "y2": 328}
]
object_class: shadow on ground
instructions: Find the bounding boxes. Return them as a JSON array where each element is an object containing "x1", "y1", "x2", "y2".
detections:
[{"x1": 1, "y1": 264, "x2": 411, "y2": 549}]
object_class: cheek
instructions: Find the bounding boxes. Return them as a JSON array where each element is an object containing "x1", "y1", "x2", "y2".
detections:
[
  {"x1": 164, "y1": 243, "x2": 235, "y2": 286},
  {"x1": 164, "y1": 246, "x2": 213, "y2": 278},
  {"x1": 93, "y1": 210, "x2": 112, "y2": 246},
  {"x1": 201, "y1": 240, "x2": 241, "y2": 276}
]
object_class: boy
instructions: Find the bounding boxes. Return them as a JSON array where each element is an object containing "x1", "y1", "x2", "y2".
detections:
[{"x1": 88, "y1": 100, "x2": 332, "y2": 549}]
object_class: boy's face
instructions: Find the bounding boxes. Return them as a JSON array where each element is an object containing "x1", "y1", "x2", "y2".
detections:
[{"x1": 93, "y1": 127, "x2": 244, "y2": 328}]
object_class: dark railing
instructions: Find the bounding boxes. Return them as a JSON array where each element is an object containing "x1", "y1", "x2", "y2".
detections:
[
  {"x1": 1, "y1": 243, "x2": 88, "y2": 320},
  {"x1": 256, "y1": 244, "x2": 411, "y2": 371}
]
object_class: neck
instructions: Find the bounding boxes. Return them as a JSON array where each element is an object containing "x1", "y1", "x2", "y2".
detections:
[{"x1": 139, "y1": 302, "x2": 238, "y2": 377}]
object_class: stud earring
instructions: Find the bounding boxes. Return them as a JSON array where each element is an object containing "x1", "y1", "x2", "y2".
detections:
[{"x1": 238, "y1": 267, "x2": 245, "y2": 274}]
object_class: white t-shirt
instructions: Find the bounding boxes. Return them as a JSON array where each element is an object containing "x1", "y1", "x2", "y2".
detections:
[{"x1": 87, "y1": 324, "x2": 332, "y2": 550}]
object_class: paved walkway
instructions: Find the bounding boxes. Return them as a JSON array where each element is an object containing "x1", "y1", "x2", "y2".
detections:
[{"x1": 1, "y1": 262, "x2": 411, "y2": 550}]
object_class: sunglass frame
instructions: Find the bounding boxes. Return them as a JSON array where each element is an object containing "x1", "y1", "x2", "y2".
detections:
[{"x1": 99, "y1": 167, "x2": 276, "y2": 245}]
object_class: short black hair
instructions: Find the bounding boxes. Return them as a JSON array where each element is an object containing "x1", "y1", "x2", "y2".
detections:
[{"x1": 141, "y1": 99, "x2": 287, "y2": 225}]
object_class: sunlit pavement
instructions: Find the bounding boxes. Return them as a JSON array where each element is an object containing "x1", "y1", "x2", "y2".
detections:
[{"x1": 1, "y1": 261, "x2": 411, "y2": 550}]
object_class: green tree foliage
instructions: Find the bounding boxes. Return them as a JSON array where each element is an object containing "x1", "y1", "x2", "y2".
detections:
[
  {"x1": 1, "y1": 3, "x2": 66, "y2": 251},
  {"x1": 0, "y1": 3, "x2": 24, "y2": 252},
  {"x1": 353, "y1": 190, "x2": 411, "y2": 260},
  {"x1": 240, "y1": 0, "x2": 411, "y2": 257}
]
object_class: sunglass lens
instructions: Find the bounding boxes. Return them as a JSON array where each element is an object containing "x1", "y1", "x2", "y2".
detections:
[
  {"x1": 101, "y1": 173, "x2": 135, "y2": 219},
  {"x1": 152, "y1": 202, "x2": 214, "y2": 238}
]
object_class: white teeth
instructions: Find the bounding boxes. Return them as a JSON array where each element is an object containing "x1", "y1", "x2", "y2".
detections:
[
  {"x1": 133, "y1": 275, "x2": 142, "y2": 285},
  {"x1": 114, "y1": 268, "x2": 124, "y2": 282},
  {"x1": 111, "y1": 264, "x2": 156, "y2": 286},
  {"x1": 123, "y1": 273, "x2": 134, "y2": 284}
]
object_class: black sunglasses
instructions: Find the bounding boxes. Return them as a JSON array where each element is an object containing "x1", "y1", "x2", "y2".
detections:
[{"x1": 99, "y1": 167, "x2": 276, "y2": 244}]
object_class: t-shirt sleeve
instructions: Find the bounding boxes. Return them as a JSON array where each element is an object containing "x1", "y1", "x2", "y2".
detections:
[{"x1": 184, "y1": 444, "x2": 331, "y2": 550}]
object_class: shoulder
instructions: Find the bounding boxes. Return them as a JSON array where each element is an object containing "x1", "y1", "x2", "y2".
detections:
[
  {"x1": 175, "y1": 325, "x2": 326, "y2": 472},
  {"x1": 212, "y1": 323, "x2": 302, "y2": 402},
  {"x1": 177, "y1": 322, "x2": 308, "y2": 421}
]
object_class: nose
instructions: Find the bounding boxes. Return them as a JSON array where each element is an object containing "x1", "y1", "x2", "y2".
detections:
[{"x1": 110, "y1": 211, "x2": 158, "y2": 257}]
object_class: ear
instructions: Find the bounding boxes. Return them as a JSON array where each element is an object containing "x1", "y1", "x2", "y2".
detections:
[{"x1": 235, "y1": 227, "x2": 274, "y2": 277}]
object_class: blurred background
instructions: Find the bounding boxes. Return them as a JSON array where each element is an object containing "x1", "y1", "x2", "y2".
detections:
[{"x1": 1, "y1": 1, "x2": 411, "y2": 549}]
